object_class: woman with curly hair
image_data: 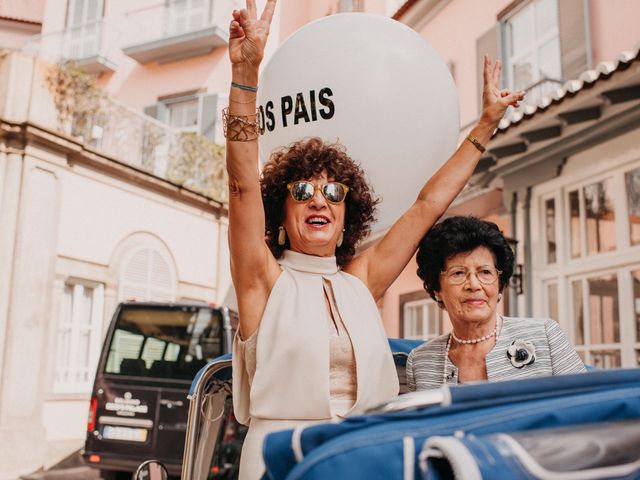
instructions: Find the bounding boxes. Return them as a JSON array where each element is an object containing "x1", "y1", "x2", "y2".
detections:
[
  {"x1": 407, "y1": 216, "x2": 585, "y2": 391},
  {"x1": 224, "y1": 1, "x2": 524, "y2": 477}
]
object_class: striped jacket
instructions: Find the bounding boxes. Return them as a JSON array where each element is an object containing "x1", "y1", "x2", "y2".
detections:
[{"x1": 407, "y1": 317, "x2": 586, "y2": 391}]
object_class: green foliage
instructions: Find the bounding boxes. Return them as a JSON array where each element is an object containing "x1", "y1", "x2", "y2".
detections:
[
  {"x1": 169, "y1": 132, "x2": 228, "y2": 203},
  {"x1": 44, "y1": 61, "x2": 228, "y2": 204},
  {"x1": 44, "y1": 60, "x2": 102, "y2": 138}
]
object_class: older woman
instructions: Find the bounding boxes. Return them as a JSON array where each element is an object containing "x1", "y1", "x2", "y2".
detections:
[
  {"x1": 225, "y1": 2, "x2": 524, "y2": 478},
  {"x1": 407, "y1": 216, "x2": 586, "y2": 391}
]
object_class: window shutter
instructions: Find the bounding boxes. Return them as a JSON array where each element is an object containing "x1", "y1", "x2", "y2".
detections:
[
  {"x1": 476, "y1": 25, "x2": 500, "y2": 114},
  {"x1": 121, "y1": 249, "x2": 149, "y2": 300},
  {"x1": 120, "y1": 247, "x2": 175, "y2": 302},
  {"x1": 143, "y1": 104, "x2": 158, "y2": 119},
  {"x1": 150, "y1": 250, "x2": 173, "y2": 301},
  {"x1": 125, "y1": 249, "x2": 149, "y2": 283},
  {"x1": 65, "y1": 0, "x2": 104, "y2": 58},
  {"x1": 188, "y1": 0, "x2": 207, "y2": 31},
  {"x1": 558, "y1": 0, "x2": 589, "y2": 80},
  {"x1": 198, "y1": 93, "x2": 219, "y2": 142},
  {"x1": 68, "y1": 0, "x2": 102, "y2": 26},
  {"x1": 54, "y1": 282, "x2": 104, "y2": 393}
]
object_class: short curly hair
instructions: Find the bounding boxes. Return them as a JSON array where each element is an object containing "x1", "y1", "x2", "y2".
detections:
[
  {"x1": 260, "y1": 137, "x2": 378, "y2": 266},
  {"x1": 416, "y1": 216, "x2": 515, "y2": 303}
]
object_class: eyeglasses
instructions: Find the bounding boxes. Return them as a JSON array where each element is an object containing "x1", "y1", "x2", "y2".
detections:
[
  {"x1": 441, "y1": 267, "x2": 502, "y2": 285},
  {"x1": 286, "y1": 181, "x2": 350, "y2": 204}
]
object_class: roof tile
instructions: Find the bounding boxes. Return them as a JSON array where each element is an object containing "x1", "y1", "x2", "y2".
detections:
[{"x1": 498, "y1": 43, "x2": 640, "y2": 132}]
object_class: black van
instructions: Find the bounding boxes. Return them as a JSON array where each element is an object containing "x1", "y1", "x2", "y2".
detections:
[{"x1": 83, "y1": 301, "x2": 237, "y2": 479}]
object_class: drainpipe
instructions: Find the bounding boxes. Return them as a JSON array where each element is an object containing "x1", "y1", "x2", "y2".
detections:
[
  {"x1": 510, "y1": 191, "x2": 518, "y2": 317},
  {"x1": 583, "y1": 0, "x2": 593, "y2": 69},
  {"x1": 524, "y1": 186, "x2": 533, "y2": 317}
]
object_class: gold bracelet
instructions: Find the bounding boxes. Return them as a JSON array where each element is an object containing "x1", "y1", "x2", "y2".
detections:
[
  {"x1": 465, "y1": 135, "x2": 486, "y2": 153},
  {"x1": 229, "y1": 96, "x2": 257, "y2": 105},
  {"x1": 222, "y1": 107, "x2": 260, "y2": 141}
]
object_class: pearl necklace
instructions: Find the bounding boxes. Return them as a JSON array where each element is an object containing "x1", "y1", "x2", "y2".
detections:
[
  {"x1": 443, "y1": 317, "x2": 502, "y2": 385},
  {"x1": 451, "y1": 323, "x2": 498, "y2": 344}
]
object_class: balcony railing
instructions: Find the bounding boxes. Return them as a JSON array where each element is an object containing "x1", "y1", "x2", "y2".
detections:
[
  {"x1": 500, "y1": 77, "x2": 565, "y2": 125},
  {"x1": 122, "y1": 0, "x2": 238, "y2": 64},
  {"x1": 522, "y1": 78, "x2": 564, "y2": 106},
  {"x1": 2, "y1": 52, "x2": 227, "y2": 203},
  {"x1": 87, "y1": 98, "x2": 227, "y2": 201},
  {"x1": 22, "y1": 20, "x2": 119, "y2": 74},
  {"x1": 68, "y1": 86, "x2": 227, "y2": 203}
]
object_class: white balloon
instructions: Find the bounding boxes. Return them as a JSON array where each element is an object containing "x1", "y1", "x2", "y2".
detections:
[{"x1": 258, "y1": 13, "x2": 459, "y2": 233}]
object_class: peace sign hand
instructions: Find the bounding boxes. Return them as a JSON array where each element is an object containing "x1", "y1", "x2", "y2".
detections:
[
  {"x1": 229, "y1": 0, "x2": 277, "y2": 68},
  {"x1": 480, "y1": 55, "x2": 525, "y2": 127}
]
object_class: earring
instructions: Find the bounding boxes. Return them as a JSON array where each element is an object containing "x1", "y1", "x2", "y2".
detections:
[
  {"x1": 278, "y1": 226, "x2": 286, "y2": 246},
  {"x1": 337, "y1": 229, "x2": 345, "y2": 248},
  {"x1": 497, "y1": 293, "x2": 503, "y2": 303}
]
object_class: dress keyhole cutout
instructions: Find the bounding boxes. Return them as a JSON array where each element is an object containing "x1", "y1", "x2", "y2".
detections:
[{"x1": 323, "y1": 278, "x2": 340, "y2": 335}]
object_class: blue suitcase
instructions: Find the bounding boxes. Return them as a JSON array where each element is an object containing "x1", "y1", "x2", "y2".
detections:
[{"x1": 262, "y1": 368, "x2": 640, "y2": 480}]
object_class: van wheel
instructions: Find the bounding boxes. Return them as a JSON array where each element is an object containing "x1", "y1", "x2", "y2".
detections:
[{"x1": 100, "y1": 470, "x2": 132, "y2": 480}]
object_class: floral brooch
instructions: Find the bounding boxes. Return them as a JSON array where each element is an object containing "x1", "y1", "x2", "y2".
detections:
[{"x1": 506, "y1": 340, "x2": 536, "y2": 368}]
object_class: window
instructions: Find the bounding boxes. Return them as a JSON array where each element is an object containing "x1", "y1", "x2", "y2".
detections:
[
  {"x1": 569, "y1": 189, "x2": 581, "y2": 258},
  {"x1": 503, "y1": 0, "x2": 561, "y2": 102},
  {"x1": 545, "y1": 281, "x2": 558, "y2": 321},
  {"x1": 544, "y1": 197, "x2": 557, "y2": 263},
  {"x1": 625, "y1": 167, "x2": 640, "y2": 245},
  {"x1": 105, "y1": 305, "x2": 223, "y2": 380},
  {"x1": 584, "y1": 180, "x2": 617, "y2": 255},
  {"x1": 632, "y1": 270, "x2": 640, "y2": 348},
  {"x1": 145, "y1": 92, "x2": 220, "y2": 141},
  {"x1": 120, "y1": 247, "x2": 176, "y2": 302},
  {"x1": 568, "y1": 178, "x2": 617, "y2": 259},
  {"x1": 65, "y1": 0, "x2": 104, "y2": 59},
  {"x1": 338, "y1": 0, "x2": 364, "y2": 12},
  {"x1": 403, "y1": 299, "x2": 445, "y2": 340},
  {"x1": 166, "y1": 0, "x2": 210, "y2": 36},
  {"x1": 571, "y1": 273, "x2": 621, "y2": 368},
  {"x1": 535, "y1": 160, "x2": 640, "y2": 368},
  {"x1": 54, "y1": 282, "x2": 104, "y2": 393},
  {"x1": 167, "y1": 97, "x2": 199, "y2": 131}
]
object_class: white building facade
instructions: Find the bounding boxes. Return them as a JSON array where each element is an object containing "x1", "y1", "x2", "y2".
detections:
[{"x1": 0, "y1": 52, "x2": 231, "y2": 479}]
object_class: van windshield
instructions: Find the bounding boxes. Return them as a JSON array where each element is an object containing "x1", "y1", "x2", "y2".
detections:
[{"x1": 104, "y1": 305, "x2": 224, "y2": 380}]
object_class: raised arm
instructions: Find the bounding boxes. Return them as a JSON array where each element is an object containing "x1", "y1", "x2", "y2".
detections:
[
  {"x1": 347, "y1": 56, "x2": 524, "y2": 300},
  {"x1": 226, "y1": 0, "x2": 279, "y2": 338}
]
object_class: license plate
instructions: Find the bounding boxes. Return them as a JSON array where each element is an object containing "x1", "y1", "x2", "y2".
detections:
[{"x1": 102, "y1": 426, "x2": 148, "y2": 442}]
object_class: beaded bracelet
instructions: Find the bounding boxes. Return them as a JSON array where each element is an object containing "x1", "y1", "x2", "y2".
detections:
[{"x1": 231, "y1": 81, "x2": 258, "y2": 93}]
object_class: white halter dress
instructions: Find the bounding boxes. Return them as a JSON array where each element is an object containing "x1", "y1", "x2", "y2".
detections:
[{"x1": 232, "y1": 250, "x2": 398, "y2": 479}]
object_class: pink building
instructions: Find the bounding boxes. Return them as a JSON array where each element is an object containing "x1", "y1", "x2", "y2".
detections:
[
  {"x1": 383, "y1": 0, "x2": 640, "y2": 374},
  {"x1": 0, "y1": 0, "x2": 44, "y2": 50},
  {"x1": 0, "y1": 1, "x2": 403, "y2": 476},
  {"x1": 23, "y1": 1, "x2": 403, "y2": 143},
  {"x1": 0, "y1": 0, "x2": 638, "y2": 476}
]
